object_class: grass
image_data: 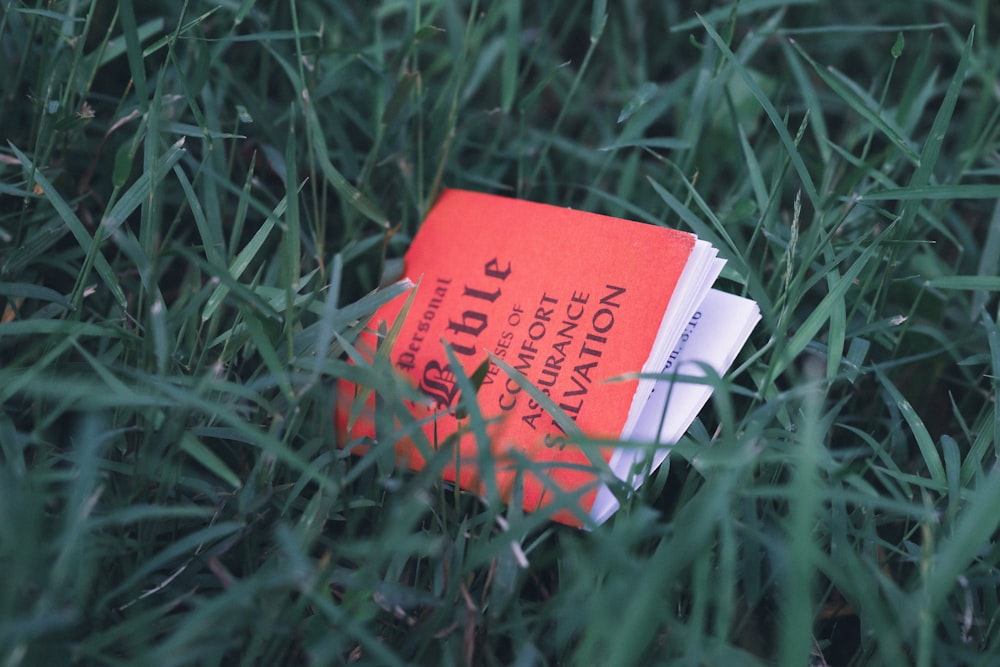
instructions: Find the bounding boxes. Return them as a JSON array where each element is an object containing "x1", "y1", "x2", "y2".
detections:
[{"x1": 2, "y1": 0, "x2": 1000, "y2": 664}]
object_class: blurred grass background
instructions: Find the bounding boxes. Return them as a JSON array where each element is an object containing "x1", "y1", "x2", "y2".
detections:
[{"x1": 3, "y1": 0, "x2": 1000, "y2": 664}]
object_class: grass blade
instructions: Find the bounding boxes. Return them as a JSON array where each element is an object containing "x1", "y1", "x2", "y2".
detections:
[
  {"x1": 8, "y1": 143, "x2": 127, "y2": 308},
  {"x1": 698, "y1": 14, "x2": 820, "y2": 208}
]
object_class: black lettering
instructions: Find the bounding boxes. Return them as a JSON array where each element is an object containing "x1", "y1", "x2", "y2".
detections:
[
  {"x1": 447, "y1": 310, "x2": 488, "y2": 355},
  {"x1": 564, "y1": 374, "x2": 589, "y2": 397},
  {"x1": 600, "y1": 284, "x2": 626, "y2": 308},
  {"x1": 544, "y1": 432, "x2": 568, "y2": 450},
  {"x1": 574, "y1": 361, "x2": 597, "y2": 382},
  {"x1": 481, "y1": 363, "x2": 501, "y2": 386},
  {"x1": 400, "y1": 277, "x2": 452, "y2": 363},
  {"x1": 556, "y1": 319, "x2": 577, "y2": 340},
  {"x1": 579, "y1": 339, "x2": 603, "y2": 358},
  {"x1": 544, "y1": 354, "x2": 563, "y2": 372},
  {"x1": 396, "y1": 351, "x2": 415, "y2": 371},
  {"x1": 515, "y1": 346, "x2": 535, "y2": 373},
  {"x1": 528, "y1": 321, "x2": 546, "y2": 341},
  {"x1": 520, "y1": 337, "x2": 538, "y2": 355},
  {"x1": 535, "y1": 292, "x2": 557, "y2": 321},
  {"x1": 499, "y1": 388, "x2": 517, "y2": 411},
  {"x1": 592, "y1": 308, "x2": 614, "y2": 334},
  {"x1": 463, "y1": 285, "x2": 501, "y2": 302},
  {"x1": 537, "y1": 366, "x2": 558, "y2": 387},
  {"x1": 560, "y1": 399, "x2": 582, "y2": 415},
  {"x1": 534, "y1": 303, "x2": 554, "y2": 321},
  {"x1": 485, "y1": 258, "x2": 512, "y2": 280}
]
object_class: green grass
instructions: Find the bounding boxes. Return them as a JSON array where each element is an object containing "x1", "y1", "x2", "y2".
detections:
[{"x1": 3, "y1": 0, "x2": 1000, "y2": 664}]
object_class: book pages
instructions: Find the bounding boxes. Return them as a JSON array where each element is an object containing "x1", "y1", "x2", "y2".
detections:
[{"x1": 591, "y1": 289, "x2": 761, "y2": 524}]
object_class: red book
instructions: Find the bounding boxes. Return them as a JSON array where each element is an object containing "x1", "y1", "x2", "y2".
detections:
[{"x1": 336, "y1": 189, "x2": 758, "y2": 527}]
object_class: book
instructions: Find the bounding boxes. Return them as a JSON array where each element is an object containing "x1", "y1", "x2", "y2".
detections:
[{"x1": 336, "y1": 189, "x2": 760, "y2": 527}]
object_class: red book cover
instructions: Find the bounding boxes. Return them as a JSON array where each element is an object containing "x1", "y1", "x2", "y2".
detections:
[{"x1": 336, "y1": 189, "x2": 696, "y2": 526}]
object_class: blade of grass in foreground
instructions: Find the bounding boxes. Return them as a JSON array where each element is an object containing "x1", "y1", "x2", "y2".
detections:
[
  {"x1": 915, "y1": 465, "x2": 1000, "y2": 667},
  {"x1": 779, "y1": 368, "x2": 824, "y2": 666},
  {"x1": 875, "y1": 369, "x2": 945, "y2": 488},
  {"x1": 927, "y1": 276, "x2": 1000, "y2": 291},
  {"x1": 698, "y1": 15, "x2": 819, "y2": 208},
  {"x1": 858, "y1": 183, "x2": 1000, "y2": 201},
  {"x1": 769, "y1": 220, "x2": 895, "y2": 382},
  {"x1": 8, "y1": 143, "x2": 127, "y2": 309},
  {"x1": 789, "y1": 38, "x2": 920, "y2": 165}
]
